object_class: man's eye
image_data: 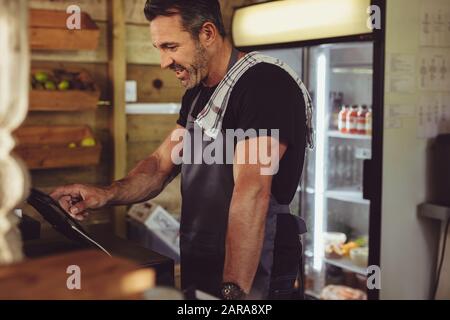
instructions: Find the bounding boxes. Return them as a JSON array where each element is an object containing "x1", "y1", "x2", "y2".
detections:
[{"x1": 167, "y1": 46, "x2": 178, "y2": 52}]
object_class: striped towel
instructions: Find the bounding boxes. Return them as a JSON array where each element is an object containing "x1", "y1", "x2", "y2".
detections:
[{"x1": 194, "y1": 51, "x2": 314, "y2": 149}]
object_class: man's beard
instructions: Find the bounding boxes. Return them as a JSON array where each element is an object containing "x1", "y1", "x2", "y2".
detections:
[{"x1": 171, "y1": 42, "x2": 208, "y2": 89}]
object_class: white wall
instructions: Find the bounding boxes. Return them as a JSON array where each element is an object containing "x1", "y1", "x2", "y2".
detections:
[{"x1": 381, "y1": 0, "x2": 446, "y2": 299}]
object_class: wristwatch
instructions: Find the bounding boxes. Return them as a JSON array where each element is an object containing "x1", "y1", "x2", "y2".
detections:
[{"x1": 221, "y1": 282, "x2": 247, "y2": 300}]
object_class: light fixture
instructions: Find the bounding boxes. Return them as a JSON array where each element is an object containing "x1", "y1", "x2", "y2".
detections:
[{"x1": 232, "y1": 0, "x2": 372, "y2": 47}]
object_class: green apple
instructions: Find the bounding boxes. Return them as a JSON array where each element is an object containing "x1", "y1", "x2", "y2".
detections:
[
  {"x1": 34, "y1": 71, "x2": 49, "y2": 83},
  {"x1": 44, "y1": 81, "x2": 56, "y2": 90},
  {"x1": 58, "y1": 80, "x2": 70, "y2": 91}
]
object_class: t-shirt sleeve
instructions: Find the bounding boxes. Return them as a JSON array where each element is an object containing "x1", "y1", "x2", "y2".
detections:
[
  {"x1": 176, "y1": 91, "x2": 191, "y2": 128},
  {"x1": 235, "y1": 64, "x2": 306, "y2": 146}
]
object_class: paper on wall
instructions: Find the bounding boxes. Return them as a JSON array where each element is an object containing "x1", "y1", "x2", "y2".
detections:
[
  {"x1": 385, "y1": 117, "x2": 403, "y2": 129},
  {"x1": 385, "y1": 104, "x2": 416, "y2": 130},
  {"x1": 387, "y1": 53, "x2": 416, "y2": 93},
  {"x1": 418, "y1": 50, "x2": 450, "y2": 91},
  {"x1": 417, "y1": 93, "x2": 450, "y2": 139},
  {"x1": 420, "y1": 2, "x2": 450, "y2": 48},
  {"x1": 387, "y1": 104, "x2": 417, "y2": 118}
]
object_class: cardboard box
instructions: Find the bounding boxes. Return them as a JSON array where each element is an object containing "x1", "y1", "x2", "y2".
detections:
[{"x1": 127, "y1": 201, "x2": 180, "y2": 262}]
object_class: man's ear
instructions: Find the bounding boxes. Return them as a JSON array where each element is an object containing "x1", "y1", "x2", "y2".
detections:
[{"x1": 198, "y1": 22, "x2": 218, "y2": 47}]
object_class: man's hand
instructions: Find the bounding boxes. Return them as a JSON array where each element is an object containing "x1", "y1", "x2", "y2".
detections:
[
  {"x1": 49, "y1": 125, "x2": 185, "y2": 221},
  {"x1": 50, "y1": 184, "x2": 113, "y2": 221}
]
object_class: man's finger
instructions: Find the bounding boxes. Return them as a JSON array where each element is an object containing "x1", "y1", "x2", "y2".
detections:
[
  {"x1": 50, "y1": 186, "x2": 82, "y2": 201},
  {"x1": 73, "y1": 212, "x2": 87, "y2": 221},
  {"x1": 69, "y1": 194, "x2": 100, "y2": 214},
  {"x1": 58, "y1": 195, "x2": 72, "y2": 213},
  {"x1": 69, "y1": 201, "x2": 88, "y2": 215}
]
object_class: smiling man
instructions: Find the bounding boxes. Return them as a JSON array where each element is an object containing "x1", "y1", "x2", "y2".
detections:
[{"x1": 51, "y1": 0, "x2": 311, "y2": 300}]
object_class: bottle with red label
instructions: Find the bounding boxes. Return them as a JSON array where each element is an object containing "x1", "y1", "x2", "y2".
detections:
[
  {"x1": 338, "y1": 105, "x2": 349, "y2": 133},
  {"x1": 346, "y1": 105, "x2": 359, "y2": 134},
  {"x1": 357, "y1": 105, "x2": 368, "y2": 134}
]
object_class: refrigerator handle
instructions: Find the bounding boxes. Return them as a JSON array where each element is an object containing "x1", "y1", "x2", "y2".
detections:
[{"x1": 363, "y1": 159, "x2": 372, "y2": 201}]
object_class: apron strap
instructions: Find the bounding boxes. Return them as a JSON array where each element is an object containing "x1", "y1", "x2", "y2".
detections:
[{"x1": 187, "y1": 47, "x2": 241, "y2": 122}]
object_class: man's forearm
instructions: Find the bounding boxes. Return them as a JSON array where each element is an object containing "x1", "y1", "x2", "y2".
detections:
[
  {"x1": 223, "y1": 184, "x2": 271, "y2": 294},
  {"x1": 106, "y1": 153, "x2": 174, "y2": 206}
]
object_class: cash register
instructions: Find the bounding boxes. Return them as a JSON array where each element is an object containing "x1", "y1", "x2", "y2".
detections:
[{"x1": 21, "y1": 188, "x2": 174, "y2": 287}]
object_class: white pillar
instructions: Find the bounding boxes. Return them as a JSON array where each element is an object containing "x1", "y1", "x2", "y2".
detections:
[{"x1": 0, "y1": 0, "x2": 30, "y2": 265}]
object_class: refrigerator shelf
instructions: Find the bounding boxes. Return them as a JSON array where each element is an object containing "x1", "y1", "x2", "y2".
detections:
[
  {"x1": 323, "y1": 257, "x2": 367, "y2": 276},
  {"x1": 331, "y1": 67, "x2": 373, "y2": 75},
  {"x1": 326, "y1": 189, "x2": 370, "y2": 205},
  {"x1": 328, "y1": 130, "x2": 371, "y2": 140}
]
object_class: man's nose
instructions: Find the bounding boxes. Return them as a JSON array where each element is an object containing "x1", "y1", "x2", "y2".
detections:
[{"x1": 160, "y1": 52, "x2": 173, "y2": 69}]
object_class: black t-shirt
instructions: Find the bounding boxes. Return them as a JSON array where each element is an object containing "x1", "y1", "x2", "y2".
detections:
[{"x1": 177, "y1": 62, "x2": 306, "y2": 205}]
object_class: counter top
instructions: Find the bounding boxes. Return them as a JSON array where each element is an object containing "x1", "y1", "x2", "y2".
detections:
[
  {"x1": 22, "y1": 223, "x2": 175, "y2": 287},
  {"x1": 0, "y1": 250, "x2": 154, "y2": 300}
]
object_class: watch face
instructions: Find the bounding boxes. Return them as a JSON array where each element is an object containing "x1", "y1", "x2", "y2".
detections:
[{"x1": 221, "y1": 283, "x2": 245, "y2": 300}]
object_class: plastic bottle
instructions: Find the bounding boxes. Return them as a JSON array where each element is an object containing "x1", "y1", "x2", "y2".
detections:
[
  {"x1": 330, "y1": 92, "x2": 344, "y2": 130},
  {"x1": 329, "y1": 92, "x2": 337, "y2": 130},
  {"x1": 338, "y1": 105, "x2": 349, "y2": 133},
  {"x1": 328, "y1": 144, "x2": 336, "y2": 189},
  {"x1": 336, "y1": 145, "x2": 345, "y2": 187},
  {"x1": 344, "y1": 145, "x2": 353, "y2": 187},
  {"x1": 365, "y1": 108, "x2": 373, "y2": 136},
  {"x1": 353, "y1": 158, "x2": 362, "y2": 189},
  {"x1": 347, "y1": 105, "x2": 359, "y2": 134},
  {"x1": 357, "y1": 105, "x2": 368, "y2": 135}
]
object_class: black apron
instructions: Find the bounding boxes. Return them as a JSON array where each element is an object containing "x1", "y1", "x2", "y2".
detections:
[{"x1": 180, "y1": 49, "x2": 306, "y2": 299}]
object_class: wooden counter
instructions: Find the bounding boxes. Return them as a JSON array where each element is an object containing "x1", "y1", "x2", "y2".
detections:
[{"x1": 0, "y1": 250, "x2": 155, "y2": 300}]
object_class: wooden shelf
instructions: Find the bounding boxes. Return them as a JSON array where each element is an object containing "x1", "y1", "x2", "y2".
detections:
[
  {"x1": 29, "y1": 68, "x2": 100, "y2": 111},
  {"x1": 14, "y1": 125, "x2": 101, "y2": 170},
  {"x1": 30, "y1": 9, "x2": 100, "y2": 51}
]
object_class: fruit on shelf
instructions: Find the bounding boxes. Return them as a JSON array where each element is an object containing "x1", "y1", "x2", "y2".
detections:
[
  {"x1": 324, "y1": 240, "x2": 364, "y2": 259},
  {"x1": 341, "y1": 241, "x2": 359, "y2": 257},
  {"x1": 68, "y1": 142, "x2": 77, "y2": 149},
  {"x1": 325, "y1": 244, "x2": 344, "y2": 259},
  {"x1": 58, "y1": 80, "x2": 70, "y2": 91},
  {"x1": 34, "y1": 71, "x2": 49, "y2": 83},
  {"x1": 44, "y1": 81, "x2": 56, "y2": 90},
  {"x1": 31, "y1": 69, "x2": 95, "y2": 92},
  {"x1": 354, "y1": 236, "x2": 368, "y2": 247},
  {"x1": 80, "y1": 137, "x2": 96, "y2": 147}
]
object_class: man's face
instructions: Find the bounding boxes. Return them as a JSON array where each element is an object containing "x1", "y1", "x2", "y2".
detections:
[{"x1": 150, "y1": 14, "x2": 209, "y2": 89}]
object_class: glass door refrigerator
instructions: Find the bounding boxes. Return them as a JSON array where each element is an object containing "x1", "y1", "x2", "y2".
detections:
[
  {"x1": 232, "y1": 0, "x2": 386, "y2": 300},
  {"x1": 301, "y1": 42, "x2": 375, "y2": 299}
]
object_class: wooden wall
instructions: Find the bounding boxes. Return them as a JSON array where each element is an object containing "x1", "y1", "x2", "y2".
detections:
[{"x1": 24, "y1": 1, "x2": 114, "y2": 225}]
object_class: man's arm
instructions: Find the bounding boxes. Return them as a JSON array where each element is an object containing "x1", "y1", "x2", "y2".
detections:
[
  {"x1": 107, "y1": 125, "x2": 184, "y2": 205},
  {"x1": 223, "y1": 136, "x2": 287, "y2": 294},
  {"x1": 51, "y1": 125, "x2": 185, "y2": 219}
]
